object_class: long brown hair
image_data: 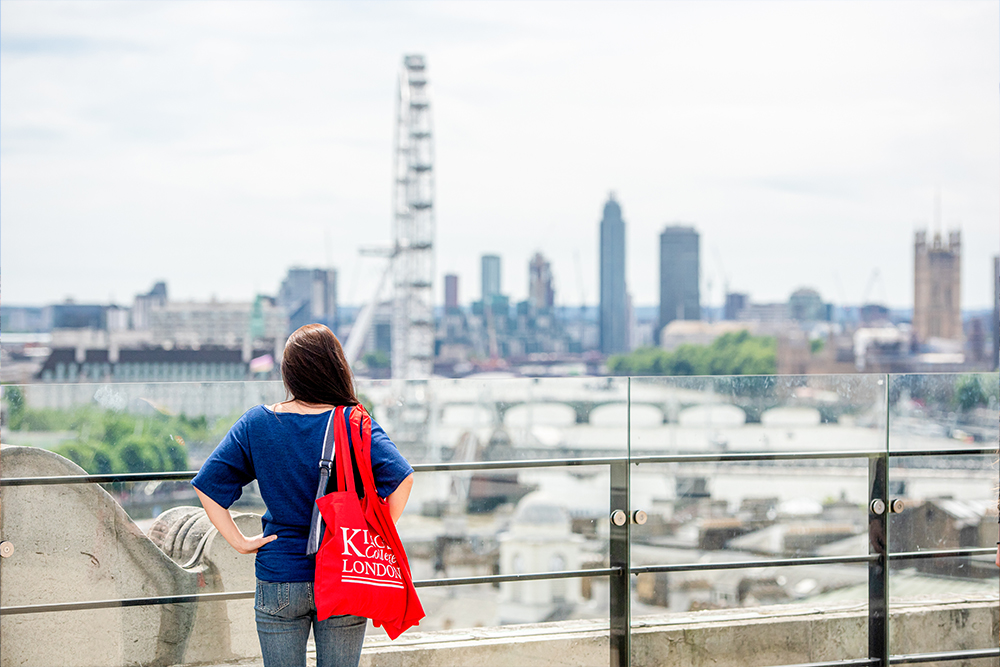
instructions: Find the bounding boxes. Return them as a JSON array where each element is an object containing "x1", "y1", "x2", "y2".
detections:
[{"x1": 280, "y1": 324, "x2": 359, "y2": 406}]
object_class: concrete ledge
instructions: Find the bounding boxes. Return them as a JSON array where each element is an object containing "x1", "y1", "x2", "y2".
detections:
[{"x1": 360, "y1": 597, "x2": 999, "y2": 667}]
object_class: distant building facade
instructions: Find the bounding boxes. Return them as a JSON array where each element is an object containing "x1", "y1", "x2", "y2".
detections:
[
  {"x1": 599, "y1": 194, "x2": 627, "y2": 355},
  {"x1": 860, "y1": 304, "x2": 891, "y2": 325},
  {"x1": 738, "y1": 302, "x2": 789, "y2": 323},
  {"x1": 444, "y1": 274, "x2": 459, "y2": 311},
  {"x1": 723, "y1": 293, "x2": 748, "y2": 321},
  {"x1": 278, "y1": 268, "x2": 337, "y2": 334},
  {"x1": 132, "y1": 282, "x2": 168, "y2": 331},
  {"x1": 0, "y1": 306, "x2": 47, "y2": 333},
  {"x1": 658, "y1": 225, "x2": 700, "y2": 341},
  {"x1": 481, "y1": 255, "x2": 501, "y2": 302},
  {"x1": 913, "y1": 230, "x2": 961, "y2": 342},
  {"x1": 49, "y1": 302, "x2": 107, "y2": 330},
  {"x1": 149, "y1": 299, "x2": 286, "y2": 347},
  {"x1": 788, "y1": 288, "x2": 829, "y2": 322},
  {"x1": 36, "y1": 345, "x2": 277, "y2": 383},
  {"x1": 528, "y1": 253, "x2": 555, "y2": 312}
]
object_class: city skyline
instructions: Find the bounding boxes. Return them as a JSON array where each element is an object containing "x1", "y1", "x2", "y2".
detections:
[{"x1": 2, "y1": 1, "x2": 998, "y2": 310}]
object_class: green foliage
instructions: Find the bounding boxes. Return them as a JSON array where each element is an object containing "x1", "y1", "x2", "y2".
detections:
[
  {"x1": 810, "y1": 338, "x2": 825, "y2": 354},
  {"x1": 362, "y1": 351, "x2": 390, "y2": 369},
  {"x1": 955, "y1": 375, "x2": 988, "y2": 411},
  {"x1": 356, "y1": 392, "x2": 375, "y2": 415},
  {"x1": 52, "y1": 415, "x2": 191, "y2": 474},
  {"x1": 5, "y1": 386, "x2": 25, "y2": 424},
  {"x1": 2, "y1": 394, "x2": 205, "y2": 474},
  {"x1": 608, "y1": 331, "x2": 777, "y2": 377}
]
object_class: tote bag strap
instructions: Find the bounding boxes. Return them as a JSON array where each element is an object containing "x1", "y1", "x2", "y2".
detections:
[
  {"x1": 335, "y1": 405, "x2": 357, "y2": 496},
  {"x1": 306, "y1": 406, "x2": 342, "y2": 556},
  {"x1": 346, "y1": 406, "x2": 379, "y2": 502},
  {"x1": 347, "y1": 407, "x2": 415, "y2": 577}
]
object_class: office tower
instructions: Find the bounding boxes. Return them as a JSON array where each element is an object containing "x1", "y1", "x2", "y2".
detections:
[
  {"x1": 444, "y1": 274, "x2": 459, "y2": 311},
  {"x1": 724, "y1": 293, "x2": 748, "y2": 321},
  {"x1": 599, "y1": 193, "x2": 628, "y2": 355},
  {"x1": 279, "y1": 268, "x2": 338, "y2": 334},
  {"x1": 528, "y1": 253, "x2": 555, "y2": 311},
  {"x1": 482, "y1": 255, "x2": 501, "y2": 302},
  {"x1": 913, "y1": 230, "x2": 961, "y2": 341},
  {"x1": 658, "y1": 226, "x2": 700, "y2": 341}
]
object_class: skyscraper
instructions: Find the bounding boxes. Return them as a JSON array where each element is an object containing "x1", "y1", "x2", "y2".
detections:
[
  {"x1": 279, "y1": 268, "x2": 338, "y2": 334},
  {"x1": 658, "y1": 226, "x2": 700, "y2": 341},
  {"x1": 444, "y1": 274, "x2": 459, "y2": 311},
  {"x1": 481, "y1": 255, "x2": 501, "y2": 303},
  {"x1": 913, "y1": 230, "x2": 961, "y2": 341},
  {"x1": 599, "y1": 194, "x2": 627, "y2": 355},
  {"x1": 528, "y1": 252, "x2": 555, "y2": 312}
]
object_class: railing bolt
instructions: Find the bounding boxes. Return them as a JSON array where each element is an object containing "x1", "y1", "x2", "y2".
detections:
[
  {"x1": 890, "y1": 499, "x2": 905, "y2": 514},
  {"x1": 610, "y1": 510, "x2": 628, "y2": 526},
  {"x1": 0, "y1": 541, "x2": 13, "y2": 558},
  {"x1": 870, "y1": 499, "x2": 886, "y2": 515}
]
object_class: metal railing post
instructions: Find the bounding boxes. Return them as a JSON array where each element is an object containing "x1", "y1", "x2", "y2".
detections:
[
  {"x1": 868, "y1": 375, "x2": 890, "y2": 667},
  {"x1": 609, "y1": 378, "x2": 631, "y2": 667}
]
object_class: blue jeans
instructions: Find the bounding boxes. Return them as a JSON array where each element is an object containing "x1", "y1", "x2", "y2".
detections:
[{"x1": 255, "y1": 580, "x2": 367, "y2": 667}]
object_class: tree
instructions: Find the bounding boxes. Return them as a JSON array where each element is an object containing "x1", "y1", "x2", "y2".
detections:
[
  {"x1": 608, "y1": 331, "x2": 776, "y2": 377},
  {"x1": 362, "y1": 351, "x2": 390, "y2": 370},
  {"x1": 955, "y1": 375, "x2": 987, "y2": 412},
  {"x1": 4, "y1": 386, "x2": 26, "y2": 428}
]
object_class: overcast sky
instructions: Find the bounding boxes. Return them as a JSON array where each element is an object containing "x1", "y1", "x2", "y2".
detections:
[{"x1": 2, "y1": 1, "x2": 998, "y2": 311}]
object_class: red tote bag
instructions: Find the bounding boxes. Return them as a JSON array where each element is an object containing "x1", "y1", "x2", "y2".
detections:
[{"x1": 313, "y1": 406, "x2": 424, "y2": 639}]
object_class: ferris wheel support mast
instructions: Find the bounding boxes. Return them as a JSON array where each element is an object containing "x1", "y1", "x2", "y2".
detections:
[{"x1": 392, "y1": 54, "x2": 436, "y2": 381}]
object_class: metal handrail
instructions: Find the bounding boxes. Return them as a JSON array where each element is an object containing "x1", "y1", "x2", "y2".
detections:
[
  {"x1": 1, "y1": 567, "x2": 621, "y2": 615},
  {"x1": 889, "y1": 647, "x2": 1000, "y2": 663},
  {"x1": 8, "y1": 544, "x2": 996, "y2": 616},
  {"x1": 760, "y1": 650, "x2": 1000, "y2": 667},
  {"x1": 630, "y1": 554, "x2": 878, "y2": 575},
  {"x1": 888, "y1": 547, "x2": 997, "y2": 561},
  {"x1": 761, "y1": 659, "x2": 878, "y2": 667},
  {"x1": 0, "y1": 470, "x2": 199, "y2": 486},
  {"x1": 3, "y1": 446, "x2": 994, "y2": 487}
]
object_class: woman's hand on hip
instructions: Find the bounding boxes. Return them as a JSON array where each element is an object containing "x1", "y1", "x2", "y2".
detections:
[
  {"x1": 236, "y1": 533, "x2": 277, "y2": 554},
  {"x1": 195, "y1": 486, "x2": 277, "y2": 555}
]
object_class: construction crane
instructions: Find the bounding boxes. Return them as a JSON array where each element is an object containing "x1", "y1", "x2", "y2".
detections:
[{"x1": 860, "y1": 268, "x2": 886, "y2": 306}]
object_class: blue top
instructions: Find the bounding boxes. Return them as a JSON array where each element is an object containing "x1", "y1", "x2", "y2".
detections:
[{"x1": 191, "y1": 405, "x2": 413, "y2": 582}]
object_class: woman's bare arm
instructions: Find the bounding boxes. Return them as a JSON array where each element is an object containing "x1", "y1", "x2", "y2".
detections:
[
  {"x1": 195, "y1": 487, "x2": 276, "y2": 554},
  {"x1": 387, "y1": 474, "x2": 414, "y2": 524}
]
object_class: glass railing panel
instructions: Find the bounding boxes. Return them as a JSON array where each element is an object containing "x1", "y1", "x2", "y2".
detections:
[
  {"x1": 886, "y1": 453, "x2": 998, "y2": 658},
  {"x1": 357, "y1": 376, "x2": 625, "y2": 643},
  {"x1": 887, "y1": 373, "x2": 999, "y2": 455},
  {"x1": 627, "y1": 374, "x2": 886, "y2": 664},
  {"x1": 2, "y1": 377, "x2": 623, "y2": 663},
  {"x1": 0, "y1": 469, "x2": 259, "y2": 666},
  {"x1": 886, "y1": 373, "x2": 999, "y2": 659},
  {"x1": 629, "y1": 374, "x2": 888, "y2": 457},
  {"x1": 0, "y1": 381, "x2": 295, "y2": 667},
  {"x1": 357, "y1": 376, "x2": 628, "y2": 463}
]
